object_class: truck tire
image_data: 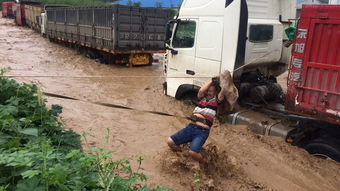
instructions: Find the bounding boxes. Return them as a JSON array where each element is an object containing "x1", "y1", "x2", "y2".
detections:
[
  {"x1": 304, "y1": 136, "x2": 340, "y2": 162},
  {"x1": 267, "y1": 83, "x2": 284, "y2": 102},
  {"x1": 175, "y1": 85, "x2": 198, "y2": 105},
  {"x1": 148, "y1": 54, "x2": 154, "y2": 66},
  {"x1": 48, "y1": 36, "x2": 54, "y2": 42}
]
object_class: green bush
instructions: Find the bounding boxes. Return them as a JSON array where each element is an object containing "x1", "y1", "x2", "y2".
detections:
[
  {"x1": 35, "y1": 0, "x2": 109, "y2": 6},
  {"x1": 0, "y1": 69, "x2": 80, "y2": 151},
  {"x1": 0, "y1": 69, "x2": 170, "y2": 191},
  {"x1": 0, "y1": 0, "x2": 111, "y2": 7}
]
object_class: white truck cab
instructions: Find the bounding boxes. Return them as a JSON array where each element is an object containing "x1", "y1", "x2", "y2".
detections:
[{"x1": 164, "y1": 0, "x2": 296, "y2": 99}]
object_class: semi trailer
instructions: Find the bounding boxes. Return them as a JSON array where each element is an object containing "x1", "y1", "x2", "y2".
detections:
[
  {"x1": 14, "y1": 3, "x2": 25, "y2": 26},
  {"x1": 7, "y1": 3, "x2": 171, "y2": 66},
  {"x1": 163, "y1": 0, "x2": 340, "y2": 161},
  {"x1": 1, "y1": 1, "x2": 14, "y2": 18},
  {"x1": 24, "y1": 4, "x2": 43, "y2": 31},
  {"x1": 44, "y1": 5, "x2": 170, "y2": 66}
]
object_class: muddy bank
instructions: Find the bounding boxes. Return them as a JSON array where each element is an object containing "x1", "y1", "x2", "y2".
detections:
[
  {"x1": 160, "y1": 123, "x2": 340, "y2": 191},
  {"x1": 1, "y1": 17, "x2": 340, "y2": 191}
]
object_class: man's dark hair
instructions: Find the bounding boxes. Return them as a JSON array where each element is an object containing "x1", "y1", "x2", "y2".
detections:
[{"x1": 210, "y1": 83, "x2": 221, "y2": 94}]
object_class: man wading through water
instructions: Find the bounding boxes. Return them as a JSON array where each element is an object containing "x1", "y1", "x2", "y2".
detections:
[{"x1": 167, "y1": 76, "x2": 225, "y2": 162}]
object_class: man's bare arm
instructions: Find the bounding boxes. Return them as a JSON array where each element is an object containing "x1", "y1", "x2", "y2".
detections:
[{"x1": 197, "y1": 80, "x2": 213, "y2": 99}]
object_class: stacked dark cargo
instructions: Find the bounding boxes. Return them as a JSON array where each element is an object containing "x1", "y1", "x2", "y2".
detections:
[{"x1": 46, "y1": 5, "x2": 170, "y2": 51}]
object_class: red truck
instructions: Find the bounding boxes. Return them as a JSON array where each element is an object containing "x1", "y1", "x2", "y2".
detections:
[
  {"x1": 285, "y1": 5, "x2": 340, "y2": 161},
  {"x1": 1, "y1": 1, "x2": 14, "y2": 18},
  {"x1": 15, "y1": 3, "x2": 25, "y2": 26},
  {"x1": 287, "y1": 5, "x2": 340, "y2": 124}
]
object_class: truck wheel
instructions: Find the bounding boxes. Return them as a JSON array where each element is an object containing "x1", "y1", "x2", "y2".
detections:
[
  {"x1": 267, "y1": 83, "x2": 284, "y2": 102},
  {"x1": 304, "y1": 136, "x2": 340, "y2": 162},
  {"x1": 48, "y1": 36, "x2": 53, "y2": 42},
  {"x1": 182, "y1": 91, "x2": 198, "y2": 106},
  {"x1": 148, "y1": 54, "x2": 154, "y2": 66}
]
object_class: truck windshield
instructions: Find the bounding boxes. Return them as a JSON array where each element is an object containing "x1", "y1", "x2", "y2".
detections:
[{"x1": 172, "y1": 21, "x2": 196, "y2": 48}]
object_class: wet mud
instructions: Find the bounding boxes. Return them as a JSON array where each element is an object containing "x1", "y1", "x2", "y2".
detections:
[{"x1": 1, "y1": 17, "x2": 340, "y2": 191}]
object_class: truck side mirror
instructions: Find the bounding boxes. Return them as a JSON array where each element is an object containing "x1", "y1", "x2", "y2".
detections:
[
  {"x1": 165, "y1": 19, "x2": 180, "y2": 55},
  {"x1": 171, "y1": 49, "x2": 178, "y2": 55},
  {"x1": 165, "y1": 27, "x2": 172, "y2": 43},
  {"x1": 165, "y1": 43, "x2": 178, "y2": 55},
  {"x1": 165, "y1": 19, "x2": 179, "y2": 43}
]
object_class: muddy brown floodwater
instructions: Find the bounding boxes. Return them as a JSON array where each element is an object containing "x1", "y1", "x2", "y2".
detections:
[{"x1": 1, "y1": 17, "x2": 340, "y2": 191}]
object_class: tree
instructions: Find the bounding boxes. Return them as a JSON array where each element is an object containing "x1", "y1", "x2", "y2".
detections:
[
  {"x1": 319, "y1": 0, "x2": 329, "y2": 3},
  {"x1": 155, "y1": 1, "x2": 162, "y2": 8},
  {"x1": 133, "y1": 1, "x2": 141, "y2": 7},
  {"x1": 127, "y1": 0, "x2": 133, "y2": 6},
  {"x1": 170, "y1": 0, "x2": 174, "y2": 8},
  {"x1": 103, "y1": 0, "x2": 120, "y2": 2},
  {"x1": 168, "y1": 8, "x2": 179, "y2": 18}
]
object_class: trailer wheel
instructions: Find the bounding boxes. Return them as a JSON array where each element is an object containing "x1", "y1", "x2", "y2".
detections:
[
  {"x1": 304, "y1": 136, "x2": 340, "y2": 162},
  {"x1": 48, "y1": 36, "x2": 54, "y2": 42},
  {"x1": 148, "y1": 54, "x2": 154, "y2": 66}
]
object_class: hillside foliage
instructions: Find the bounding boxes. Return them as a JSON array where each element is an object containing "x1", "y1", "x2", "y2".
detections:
[{"x1": 0, "y1": 69, "x2": 170, "y2": 191}]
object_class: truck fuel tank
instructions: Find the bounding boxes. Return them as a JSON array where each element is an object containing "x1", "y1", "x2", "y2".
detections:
[{"x1": 228, "y1": 110, "x2": 294, "y2": 139}]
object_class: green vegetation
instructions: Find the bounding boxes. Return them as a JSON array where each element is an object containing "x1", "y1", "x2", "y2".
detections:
[
  {"x1": 155, "y1": 2, "x2": 162, "y2": 8},
  {"x1": 25, "y1": 0, "x2": 115, "y2": 6},
  {"x1": 0, "y1": 0, "x2": 120, "y2": 6},
  {"x1": 0, "y1": 68, "x2": 170, "y2": 191},
  {"x1": 319, "y1": 0, "x2": 329, "y2": 3},
  {"x1": 36, "y1": 0, "x2": 108, "y2": 6},
  {"x1": 168, "y1": 8, "x2": 179, "y2": 18},
  {"x1": 192, "y1": 172, "x2": 202, "y2": 191},
  {"x1": 126, "y1": 0, "x2": 141, "y2": 7}
]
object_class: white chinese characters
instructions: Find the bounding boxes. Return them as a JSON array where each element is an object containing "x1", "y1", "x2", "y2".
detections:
[{"x1": 297, "y1": 29, "x2": 308, "y2": 39}]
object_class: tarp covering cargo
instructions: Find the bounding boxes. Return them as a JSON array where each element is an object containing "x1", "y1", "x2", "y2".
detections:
[
  {"x1": 286, "y1": 5, "x2": 340, "y2": 124},
  {"x1": 46, "y1": 5, "x2": 170, "y2": 51}
]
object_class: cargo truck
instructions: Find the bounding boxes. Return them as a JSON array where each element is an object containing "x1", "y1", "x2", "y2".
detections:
[
  {"x1": 15, "y1": 3, "x2": 25, "y2": 26},
  {"x1": 24, "y1": 4, "x2": 43, "y2": 31},
  {"x1": 44, "y1": 5, "x2": 170, "y2": 66},
  {"x1": 14, "y1": 2, "x2": 43, "y2": 27},
  {"x1": 11, "y1": 2, "x2": 16, "y2": 19},
  {"x1": 163, "y1": 0, "x2": 340, "y2": 161},
  {"x1": 1, "y1": 1, "x2": 14, "y2": 18}
]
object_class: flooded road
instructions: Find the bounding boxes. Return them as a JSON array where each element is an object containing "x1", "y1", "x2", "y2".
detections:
[{"x1": 1, "y1": 17, "x2": 340, "y2": 191}]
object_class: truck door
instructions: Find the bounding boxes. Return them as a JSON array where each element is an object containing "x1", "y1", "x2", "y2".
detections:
[
  {"x1": 194, "y1": 18, "x2": 224, "y2": 87},
  {"x1": 166, "y1": 19, "x2": 198, "y2": 97},
  {"x1": 165, "y1": 0, "x2": 248, "y2": 98}
]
